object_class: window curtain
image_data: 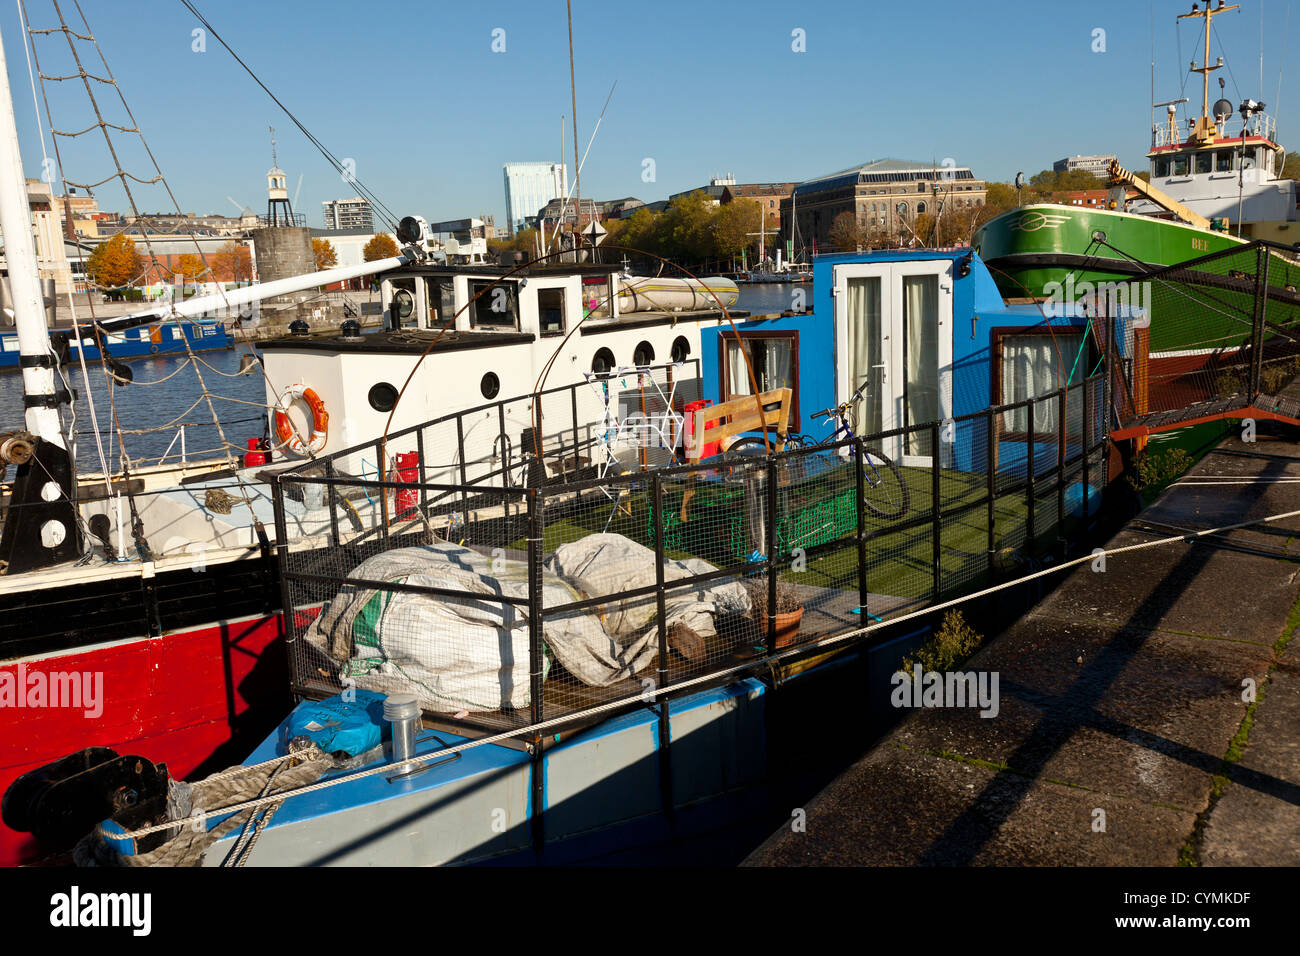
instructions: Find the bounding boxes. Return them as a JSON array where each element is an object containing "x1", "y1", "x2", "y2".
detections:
[
  {"x1": 1001, "y1": 333, "x2": 1084, "y2": 433},
  {"x1": 728, "y1": 338, "x2": 793, "y2": 397},
  {"x1": 903, "y1": 275, "x2": 938, "y2": 457},
  {"x1": 845, "y1": 277, "x2": 881, "y2": 436},
  {"x1": 728, "y1": 340, "x2": 752, "y2": 395}
]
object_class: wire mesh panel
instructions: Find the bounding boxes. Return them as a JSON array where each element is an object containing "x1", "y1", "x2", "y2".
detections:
[
  {"x1": 1107, "y1": 241, "x2": 1300, "y2": 432},
  {"x1": 271, "y1": 369, "x2": 1113, "y2": 744}
]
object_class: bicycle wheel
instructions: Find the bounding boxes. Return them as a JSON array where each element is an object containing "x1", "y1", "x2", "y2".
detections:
[
  {"x1": 859, "y1": 447, "x2": 909, "y2": 519},
  {"x1": 725, "y1": 436, "x2": 781, "y2": 456}
]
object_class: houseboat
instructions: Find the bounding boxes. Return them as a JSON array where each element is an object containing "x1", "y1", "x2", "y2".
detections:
[{"x1": 0, "y1": 319, "x2": 229, "y2": 371}]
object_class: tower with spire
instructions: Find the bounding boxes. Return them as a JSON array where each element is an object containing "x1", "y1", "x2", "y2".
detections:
[{"x1": 265, "y1": 125, "x2": 295, "y2": 227}]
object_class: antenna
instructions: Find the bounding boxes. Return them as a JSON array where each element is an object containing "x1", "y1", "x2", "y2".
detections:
[
  {"x1": 1276, "y1": 2, "x2": 1290, "y2": 119},
  {"x1": 269, "y1": 124, "x2": 277, "y2": 167},
  {"x1": 292, "y1": 172, "x2": 303, "y2": 210}
]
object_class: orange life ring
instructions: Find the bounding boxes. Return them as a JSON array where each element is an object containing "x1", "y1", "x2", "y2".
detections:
[{"x1": 274, "y1": 384, "x2": 329, "y2": 456}]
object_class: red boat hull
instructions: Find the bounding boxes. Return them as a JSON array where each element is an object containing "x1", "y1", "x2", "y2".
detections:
[{"x1": 0, "y1": 612, "x2": 288, "y2": 866}]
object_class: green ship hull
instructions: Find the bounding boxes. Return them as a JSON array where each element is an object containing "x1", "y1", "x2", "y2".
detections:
[{"x1": 973, "y1": 204, "x2": 1300, "y2": 355}]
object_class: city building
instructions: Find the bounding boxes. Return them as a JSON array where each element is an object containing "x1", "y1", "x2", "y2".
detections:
[
  {"x1": 533, "y1": 197, "x2": 642, "y2": 230},
  {"x1": 503, "y1": 162, "x2": 567, "y2": 236},
  {"x1": 53, "y1": 190, "x2": 103, "y2": 239},
  {"x1": 668, "y1": 174, "x2": 736, "y2": 206},
  {"x1": 1053, "y1": 154, "x2": 1117, "y2": 180},
  {"x1": 1054, "y1": 188, "x2": 1113, "y2": 208},
  {"x1": 322, "y1": 196, "x2": 374, "y2": 232},
  {"x1": 0, "y1": 178, "x2": 75, "y2": 294},
  {"x1": 720, "y1": 182, "x2": 798, "y2": 228},
  {"x1": 781, "y1": 159, "x2": 987, "y2": 252},
  {"x1": 115, "y1": 210, "x2": 259, "y2": 238}
]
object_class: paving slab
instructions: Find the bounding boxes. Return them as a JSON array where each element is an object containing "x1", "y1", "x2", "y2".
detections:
[
  {"x1": 747, "y1": 746, "x2": 1194, "y2": 866},
  {"x1": 1200, "y1": 642, "x2": 1300, "y2": 866},
  {"x1": 889, "y1": 619, "x2": 1270, "y2": 811}
]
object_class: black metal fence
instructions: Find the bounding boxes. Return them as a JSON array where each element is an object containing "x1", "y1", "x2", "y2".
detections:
[
  {"x1": 272, "y1": 370, "x2": 1110, "y2": 742},
  {"x1": 1108, "y1": 238, "x2": 1300, "y2": 436}
]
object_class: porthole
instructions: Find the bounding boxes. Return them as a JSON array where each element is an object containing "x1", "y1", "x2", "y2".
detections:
[
  {"x1": 632, "y1": 341, "x2": 655, "y2": 367},
  {"x1": 592, "y1": 347, "x2": 616, "y2": 378},
  {"x1": 670, "y1": 335, "x2": 690, "y2": 363},
  {"x1": 367, "y1": 382, "x2": 399, "y2": 412},
  {"x1": 480, "y1": 371, "x2": 500, "y2": 399}
]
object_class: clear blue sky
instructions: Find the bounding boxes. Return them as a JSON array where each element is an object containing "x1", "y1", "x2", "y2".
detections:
[{"x1": 2, "y1": 0, "x2": 1295, "y2": 231}]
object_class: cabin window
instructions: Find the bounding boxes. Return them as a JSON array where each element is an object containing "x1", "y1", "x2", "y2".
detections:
[
  {"x1": 1194, "y1": 151, "x2": 1213, "y2": 174},
  {"x1": 581, "y1": 276, "x2": 612, "y2": 317},
  {"x1": 1216, "y1": 149, "x2": 1235, "y2": 172},
  {"x1": 671, "y1": 335, "x2": 691, "y2": 363},
  {"x1": 538, "y1": 287, "x2": 566, "y2": 336},
  {"x1": 1172, "y1": 154, "x2": 1189, "y2": 176},
  {"x1": 424, "y1": 278, "x2": 454, "y2": 326},
  {"x1": 720, "y1": 331, "x2": 799, "y2": 429},
  {"x1": 468, "y1": 279, "x2": 519, "y2": 329},
  {"x1": 994, "y1": 329, "x2": 1088, "y2": 438}
]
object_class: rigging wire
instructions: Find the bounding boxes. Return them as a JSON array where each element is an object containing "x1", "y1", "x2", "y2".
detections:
[{"x1": 177, "y1": 0, "x2": 403, "y2": 234}]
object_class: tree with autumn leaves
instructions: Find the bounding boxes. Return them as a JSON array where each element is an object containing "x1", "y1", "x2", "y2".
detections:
[
  {"x1": 85, "y1": 233, "x2": 142, "y2": 288},
  {"x1": 362, "y1": 233, "x2": 398, "y2": 261},
  {"x1": 170, "y1": 254, "x2": 208, "y2": 285},
  {"x1": 212, "y1": 241, "x2": 252, "y2": 282},
  {"x1": 312, "y1": 237, "x2": 338, "y2": 271}
]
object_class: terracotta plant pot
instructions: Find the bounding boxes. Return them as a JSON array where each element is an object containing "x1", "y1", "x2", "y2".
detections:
[{"x1": 759, "y1": 607, "x2": 804, "y2": 648}]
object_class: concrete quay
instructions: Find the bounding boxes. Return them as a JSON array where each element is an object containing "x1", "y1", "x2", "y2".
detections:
[{"x1": 745, "y1": 429, "x2": 1300, "y2": 866}]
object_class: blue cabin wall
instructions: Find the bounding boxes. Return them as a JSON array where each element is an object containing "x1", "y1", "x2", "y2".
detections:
[{"x1": 700, "y1": 249, "x2": 1113, "y2": 479}]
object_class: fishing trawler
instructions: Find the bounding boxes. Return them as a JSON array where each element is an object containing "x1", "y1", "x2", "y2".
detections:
[{"x1": 974, "y1": 0, "x2": 1300, "y2": 342}]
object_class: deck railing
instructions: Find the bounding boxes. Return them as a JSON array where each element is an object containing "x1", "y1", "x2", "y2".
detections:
[{"x1": 272, "y1": 370, "x2": 1112, "y2": 743}]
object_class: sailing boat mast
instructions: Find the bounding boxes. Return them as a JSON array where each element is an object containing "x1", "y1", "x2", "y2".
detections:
[
  {"x1": 0, "y1": 26, "x2": 63, "y2": 450},
  {"x1": 0, "y1": 20, "x2": 83, "y2": 572}
]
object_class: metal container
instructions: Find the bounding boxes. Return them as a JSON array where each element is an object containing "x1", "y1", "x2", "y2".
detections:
[{"x1": 383, "y1": 692, "x2": 420, "y2": 764}]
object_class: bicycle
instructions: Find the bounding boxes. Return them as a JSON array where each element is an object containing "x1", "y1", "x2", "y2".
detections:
[{"x1": 726, "y1": 378, "x2": 911, "y2": 519}]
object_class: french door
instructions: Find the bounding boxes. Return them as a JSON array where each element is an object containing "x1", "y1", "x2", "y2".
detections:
[{"x1": 833, "y1": 260, "x2": 953, "y2": 466}]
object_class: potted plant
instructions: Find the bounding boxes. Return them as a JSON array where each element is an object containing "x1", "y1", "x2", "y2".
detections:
[{"x1": 746, "y1": 576, "x2": 804, "y2": 648}]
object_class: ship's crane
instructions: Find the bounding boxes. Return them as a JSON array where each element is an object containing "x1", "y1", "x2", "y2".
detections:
[{"x1": 1106, "y1": 159, "x2": 1214, "y2": 231}]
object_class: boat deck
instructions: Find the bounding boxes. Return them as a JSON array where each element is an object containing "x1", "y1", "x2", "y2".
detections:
[{"x1": 290, "y1": 581, "x2": 917, "y2": 747}]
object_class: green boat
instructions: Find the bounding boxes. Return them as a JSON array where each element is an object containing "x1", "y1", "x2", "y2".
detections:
[{"x1": 974, "y1": 0, "x2": 1299, "y2": 359}]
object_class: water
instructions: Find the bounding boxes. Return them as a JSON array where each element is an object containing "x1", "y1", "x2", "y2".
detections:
[
  {"x1": 735, "y1": 282, "x2": 810, "y2": 316},
  {"x1": 0, "y1": 346, "x2": 267, "y2": 472},
  {"x1": 0, "y1": 283, "x2": 811, "y2": 473}
]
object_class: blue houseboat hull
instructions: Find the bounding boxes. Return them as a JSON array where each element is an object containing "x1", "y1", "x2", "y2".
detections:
[{"x1": 0, "y1": 320, "x2": 230, "y2": 370}]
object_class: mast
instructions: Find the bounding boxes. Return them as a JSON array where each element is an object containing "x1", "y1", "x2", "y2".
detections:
[
  {"x1": 1180, "y1": 1, "x2": 1239, "y2": 144},
  {"x1": 0, "y1": 26, "x2": 63, "y2": 450},
  {"x1": 0, "y1": 20, "x2": 82, "y2": 572}
]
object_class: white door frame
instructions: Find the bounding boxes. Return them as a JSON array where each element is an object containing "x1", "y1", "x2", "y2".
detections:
[{"x1": 833, "y1": 260, "x2": 953, "y2": 467}]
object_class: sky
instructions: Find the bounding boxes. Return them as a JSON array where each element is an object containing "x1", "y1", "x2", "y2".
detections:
[{"x1": 1, "y1": 0, "x2": 1295, "y2": 233}]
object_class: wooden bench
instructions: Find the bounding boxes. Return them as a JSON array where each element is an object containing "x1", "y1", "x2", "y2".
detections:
[
  {"x1": 684, "y1": 387, "x2": 793, "y2": 463},
  {"x1": 680, "y1": 387, "x2": 792, "y2": 522}
]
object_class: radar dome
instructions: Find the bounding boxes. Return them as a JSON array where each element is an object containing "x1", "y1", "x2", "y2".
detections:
[{"x1": 1213, "y1": 98, "x2": 1234, "y2": 123}]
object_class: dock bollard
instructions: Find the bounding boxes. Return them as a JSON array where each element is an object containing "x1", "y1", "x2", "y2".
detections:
[{"x1": 384, "y1": 692, "x2": 420, "y2": 764}]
